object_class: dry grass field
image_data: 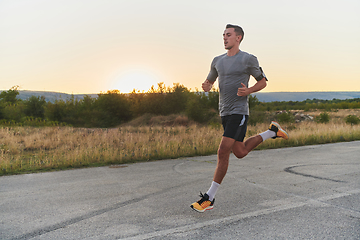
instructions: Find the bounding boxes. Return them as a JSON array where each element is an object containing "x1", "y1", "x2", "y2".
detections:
[
  {"x1": 1, "y1": 109, "x2": 360, "y2": 175},
  {"x1": 0, "y1": 125, "x2": 221, "y2": 175}
]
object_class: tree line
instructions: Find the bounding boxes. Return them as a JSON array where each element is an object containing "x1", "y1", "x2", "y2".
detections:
[
  {"x1": 1, "y1": 85, "x2": 360, "y2": 128},
  {"x1": 253, "y1": 98, "x2": 360, "y2": 112},
  {"x1": 0, "y1": 84, "x2": 220, "y2": 127}
]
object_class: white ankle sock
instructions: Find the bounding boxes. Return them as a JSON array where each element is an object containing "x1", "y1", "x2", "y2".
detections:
[
  {"x1": 259, "y1": 130, "x2": 276, "y2": 141},
  {"x1": 206, "y1": 181, "x2": 220, "y2": 201}
]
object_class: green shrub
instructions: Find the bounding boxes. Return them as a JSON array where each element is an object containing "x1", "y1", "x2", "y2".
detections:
[
  {"x1": 276, "y1": 111, "x2": 295, "y2": 123},
  {"x1": 0, "y1": 86, "x2": 19, "y2": 104},
  {"x1": 24, "y1": 96, "x2": 46, "y2": 119},
  {"x1": 2, "y1": 103, "x2": 25, "y2": 122},
  {"x1": 186, "y1": 96, "x2": 209, "y2": 123},
  {"x1": 95, "y1": 91, "x2": 132, "y2": 127},
  {"x1": 345, "y1": 115, "x2": 360, "y2": 125},
  {"x1": 249, "y1": 111, "x2": 267, "y2": 126},
  {"x1": 316, "y1": 112, "x2": 330, "y2": 123}
]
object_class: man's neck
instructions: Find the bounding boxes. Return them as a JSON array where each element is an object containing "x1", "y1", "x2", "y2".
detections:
[{"x1": 227, "y1": 47, "x2": 240, "y2": 56}]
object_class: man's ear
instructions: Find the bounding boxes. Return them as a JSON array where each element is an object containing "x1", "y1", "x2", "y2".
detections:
[{"x1": 237, "y1": 35, "x2": 242, "y2": 42}]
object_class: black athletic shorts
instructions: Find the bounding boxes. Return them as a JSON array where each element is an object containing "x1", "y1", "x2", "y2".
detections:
[{"x1": 221, "y1": 114, "x2": 249, "y2": 142}]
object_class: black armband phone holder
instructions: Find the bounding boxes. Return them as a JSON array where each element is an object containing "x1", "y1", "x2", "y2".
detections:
[{"x1": 255, "y1": 67, "x2": 268, "y2": 81}]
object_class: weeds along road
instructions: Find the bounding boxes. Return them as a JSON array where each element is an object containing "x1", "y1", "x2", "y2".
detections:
[{"x1": 1, "y1": 141, "x2": 360, "y2": 240}]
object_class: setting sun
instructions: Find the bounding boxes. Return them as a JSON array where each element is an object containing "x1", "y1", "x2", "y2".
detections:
[{"x1": 110, "y1": 68, "x2": 161, "y2": 93}]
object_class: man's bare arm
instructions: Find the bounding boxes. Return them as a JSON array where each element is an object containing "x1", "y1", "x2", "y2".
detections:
[{"x1": 237, "y1": 78, "x2": 267, "y2": 96}]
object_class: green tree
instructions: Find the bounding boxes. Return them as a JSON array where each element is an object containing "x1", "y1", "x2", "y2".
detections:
[
  {"x1": 186, "y1": 94, "x2": 208, "y2": 123},
  {"x1": 2, "y1": 102, "x2": 25, "y2": 122},
  {"x1": 24, "y1": 96, "x2": 46, "y2": 119},
  {"x1": 95, "y1": 90, "x2": 132, "y2": 127},
  {"x1": 206, "y1": 90, "x2": 219, "y2": 111},
  {"x1": 185, "y1": 92, "x2": 219, "y2": 123},
  {"x1": 0, "y1": 86, "x2": 20, "y2": 104},
  {"x1": 164, "y1": 83, "x2": 190, "y2": 114},
  {"x1": 45, "y1": 99, "x2": 67, "y2": 123},
  {"x1": 141, "y1": 83, "x2": 167, "y2": 115},
  {"x1": 77, "y1": 95, "x2": 97, "y2": 127},
  {"x1": 0, "y1": 86, "x2": 21, "y2": 120},
  {"x1": 249, "y1": 94, "x2": 260, "y2": 109}
]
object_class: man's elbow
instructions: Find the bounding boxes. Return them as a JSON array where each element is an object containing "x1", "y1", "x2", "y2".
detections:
[{"x1": 261, "y1": 78, "x2": 267, "y2": 89}]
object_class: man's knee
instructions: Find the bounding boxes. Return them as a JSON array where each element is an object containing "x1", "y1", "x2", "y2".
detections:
[
  {"x1": 232, "y1": 142, "x2": 248, "y2": 159},
  {"x1": 233, "y1": 149, "x2": 248, "y2": 159},
  {"x1": 217, "y1": 136, "x2": 235, "y2": 163}
]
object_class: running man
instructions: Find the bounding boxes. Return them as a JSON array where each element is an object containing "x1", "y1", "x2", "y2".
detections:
[{"x1": 190, "y1": 24, "x2": 289, "y2": 213}]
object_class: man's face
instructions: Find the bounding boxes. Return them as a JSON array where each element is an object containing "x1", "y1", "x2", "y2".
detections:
[{"x1": 223, "y1": 28, "x2": 241, "y2": 50}]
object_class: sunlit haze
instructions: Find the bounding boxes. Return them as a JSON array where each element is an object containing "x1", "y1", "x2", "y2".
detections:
[{"x1": 1, "y1": 0, "x2": 359, "y2": 94}]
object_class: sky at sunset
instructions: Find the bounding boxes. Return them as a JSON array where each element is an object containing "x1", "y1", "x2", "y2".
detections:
[{"x1": 1, "y1": 0, "x2": 359, "y2": 94}]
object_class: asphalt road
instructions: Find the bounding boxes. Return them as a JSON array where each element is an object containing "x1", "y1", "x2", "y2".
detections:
[{"x1": 1, "y1": 141, "x2": 360, "y2": 240}]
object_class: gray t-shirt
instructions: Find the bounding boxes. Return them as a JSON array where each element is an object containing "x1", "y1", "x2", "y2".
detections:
[{"x1": 207, "y1": 50, "x2": 266, "y2": 116}]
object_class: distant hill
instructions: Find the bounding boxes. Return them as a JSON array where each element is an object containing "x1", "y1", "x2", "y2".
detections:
[
  {"x1": 16, "y1": 90, "x2": 98, "y2": 103},
  {"x1": 6, "y1": 90, "x2": 360, "y2": 103},
  {"x1": 253, "y1": 92, "x2": 360, "y2": 102}
]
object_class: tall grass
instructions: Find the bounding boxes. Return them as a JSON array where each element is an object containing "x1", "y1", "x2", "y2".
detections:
[
  {"x1": 1, "y1": 119, "x2": 360, "y2": 175},
  {"x1": 250, "y1": 122, "x2": 360, "y2": 150},
  {"x1": 0, "y1": 125, "x2": 221, "y2": 175}
]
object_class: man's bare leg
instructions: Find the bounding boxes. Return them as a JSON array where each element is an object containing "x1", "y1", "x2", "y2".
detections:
[
  {"x1": 232, "y1": 135, "x2": 263, "y2": 159},
  {"x1": 213, "y1": 136, "x2": 236, "y2": 184},
  {"x1": 213, "y1": 134, "x2": 263, "y2": 184},
  {"x1": 191, "y1": 122, "x2": 289, "y2": 212}
]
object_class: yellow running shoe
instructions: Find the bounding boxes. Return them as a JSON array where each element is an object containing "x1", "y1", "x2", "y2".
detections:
[
  {"x1": 269, "y1": 121, "x2": 289, "y2": 140},
  {"x1": 190, "y1": 192, "x2": 215, "y2": 213}
]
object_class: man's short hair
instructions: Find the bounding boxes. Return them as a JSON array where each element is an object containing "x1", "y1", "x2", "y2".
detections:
[{"x1": 226, "y1": 24, "x2": 244, "y2": 42}]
